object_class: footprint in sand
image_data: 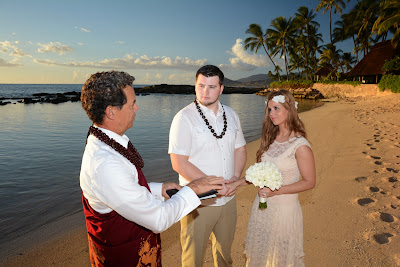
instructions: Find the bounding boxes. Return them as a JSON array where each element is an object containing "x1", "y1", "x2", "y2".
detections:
[
  {"x1": 369, "y1": 211, "x2": 396, "y2": 222},
  {"x1": 369, "y1": 186, "x2": 380, "y2": 192},
  {"x1": 357, "y1": 198, "x2": 375, "y2": 206},
  {"x1": 388, "y1": 177, "x2": 398, "y2": 183},
  {"x1": 380, "y1": 212, "x2": 395, "y2": 223},
  {"x1": 386, "y1": 168, "x2": 399, "y2": 173},
  {"x1": 370, "y1": 156, "x2": 381, "y2": 160},
  {"x1": 373, "y1": 233, "x2": 394, "y2": 244},
  {"x1": 355, "y1": 176, "x2": 368, "y2": 182},
  {"x1": 374, "y1": 161, "x2": 383, "y2": 165}
]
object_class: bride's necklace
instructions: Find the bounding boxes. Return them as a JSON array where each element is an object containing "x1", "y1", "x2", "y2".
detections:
[
  {"x1": 194, "y1": 99, "x2": 227, "y2": 139},
  {"x1": 88, "y1": 126, "x2": 144, "y2": 169}
]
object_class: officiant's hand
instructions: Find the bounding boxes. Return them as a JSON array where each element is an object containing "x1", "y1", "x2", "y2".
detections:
[
  {"x1": 187, "y1": 176, "x2": 225, "y2": 195},
  {"x1": 162, "y1": 183, "x2": 182, "y2": 199}
]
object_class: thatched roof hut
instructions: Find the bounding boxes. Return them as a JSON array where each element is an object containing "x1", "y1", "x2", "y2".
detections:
[
  {"x1": 347, "y1": 40, "x2": 397, "y2": 83},
  {"x1": 315, "y1": 64, "x2": 334, "y2": 81}
]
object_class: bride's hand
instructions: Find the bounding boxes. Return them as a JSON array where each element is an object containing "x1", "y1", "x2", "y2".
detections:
[{"x1": 258, "y1": 187, "x2": 273, "y2": 198}]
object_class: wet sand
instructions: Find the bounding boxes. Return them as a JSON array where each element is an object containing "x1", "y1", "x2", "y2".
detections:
[{"x1": 1, "y1": 93, "x2": 399, "y2": 266}]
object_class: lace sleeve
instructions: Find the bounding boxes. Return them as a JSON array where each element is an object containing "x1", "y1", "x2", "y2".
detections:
[{"x1": 289, "y1": 137, "x2": 311, "y2": 159}]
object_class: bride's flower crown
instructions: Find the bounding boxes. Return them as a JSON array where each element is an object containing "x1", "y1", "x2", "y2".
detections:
[{"x1": 265, "y1": 95, "x2": 298, "y2": 110}]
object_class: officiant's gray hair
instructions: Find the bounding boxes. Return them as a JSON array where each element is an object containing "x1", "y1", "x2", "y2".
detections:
[{"x1": 81, "y1": 70, "x2": 135, "y2": 124}]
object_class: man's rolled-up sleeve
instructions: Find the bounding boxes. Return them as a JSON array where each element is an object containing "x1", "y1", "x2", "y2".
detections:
[{"x1": 93, "y1": 157, "x2": 200, "y2": 233}]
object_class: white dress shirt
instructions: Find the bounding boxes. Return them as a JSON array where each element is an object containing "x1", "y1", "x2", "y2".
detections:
[
  {"x1": 168, "y1": 101, "x2": 246, "y2": 206},
  {"x1": 80, "y1": 126, "x2": 201, "y2": 234}
]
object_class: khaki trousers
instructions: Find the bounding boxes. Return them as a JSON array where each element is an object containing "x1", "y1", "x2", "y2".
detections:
[{"x1": 180, "y1": 198, "x2": 237, "y2": 267}]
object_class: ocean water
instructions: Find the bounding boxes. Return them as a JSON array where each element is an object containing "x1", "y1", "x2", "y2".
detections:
[{"x1": 0, "y1": 84, "x2": 321, "y2": 248}]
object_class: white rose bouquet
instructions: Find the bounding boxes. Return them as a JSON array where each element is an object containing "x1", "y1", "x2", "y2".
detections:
[{"x1": 245, "y1": 161, "x2": 283, "y2": 209}]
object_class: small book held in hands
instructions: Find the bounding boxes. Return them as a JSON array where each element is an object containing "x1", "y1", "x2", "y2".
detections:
[{"x1": 166, "y1": 189, "x2": 218, "y2": 200}]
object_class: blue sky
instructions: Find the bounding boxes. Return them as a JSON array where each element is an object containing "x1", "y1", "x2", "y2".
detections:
[{"x1": 0, "y1": 0, "x2": 356, "y2": 84}]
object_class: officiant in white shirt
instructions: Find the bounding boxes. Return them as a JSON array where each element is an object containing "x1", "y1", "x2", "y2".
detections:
[{"x1": 79, "y1": 70, "x2": 224, "y2": 266}]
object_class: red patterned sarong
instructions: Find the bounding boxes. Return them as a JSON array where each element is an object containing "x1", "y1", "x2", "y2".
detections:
[{"x1": 82, "y1": 167, "x2": 161, "y2": 266}]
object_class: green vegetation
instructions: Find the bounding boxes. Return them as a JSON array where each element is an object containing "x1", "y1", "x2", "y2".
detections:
[
  {"x1": 269, "y1": 80, "x2": 314, "y2": 89},
  {"x1": 378, "y1": 75, "x2": 400, "y2": 93},
  {"x1": 382, "y1": 56, "x2": 400, "y2": 74},
  {"x1": 319, "y1": 80, "x2": 361, "y2": 86},
  {"x1": 269, "y1": 79, "x2": 362, "y2": 89},
  {"x1": 244, "y1": 0, "x2": 400, "y2": 82}
]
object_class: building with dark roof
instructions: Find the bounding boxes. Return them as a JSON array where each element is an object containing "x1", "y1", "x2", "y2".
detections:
[
  {"x1": 315, "y1": 64, "x2": 334, "y2": 81},
  {"x1": 347, "y1": 40, "x2": 398, "y2": 83}
]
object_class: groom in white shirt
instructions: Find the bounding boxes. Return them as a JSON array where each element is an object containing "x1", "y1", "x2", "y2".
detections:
[{"x1": 169, "y1": 65, "x2": 247, "y2": 267}]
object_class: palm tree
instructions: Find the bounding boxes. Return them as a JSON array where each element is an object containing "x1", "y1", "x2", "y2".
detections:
[
  {"x1": 373, "y1": 0, "x2": 400, "y2": 48},
  {"x1": 244, "y1": 24, "x2": 281, "y2": 81},
  {"x1": 274, "y1": 65, "x2": 283, "y2": 79},
  {"x1": 340, "y1": 52, "x2": 356, "y2": 73},
  {"x1": 308, "y1": 25, "x2": 324, "y2": 79},
  {"x1": 267, "y1": 16, "x2": 297, "y2": 80},
  {"x1": 316, "y1": 0, "x2": 347, "y2": 44},
  {"x1": 333, "y1": 13, "x2": 361, "y2": 62},
  {"x1": 294, "y1": 6, "x2": 320, "y2": 80},
  {"x1": 352, "y1": 0, "x2": 380, "y2": 56},
  {"x1": 288, "y1": 51, "x2": 304, "y2": 79},
  {"x1": 319, "y1": 43, "x2": 343, "y2": 74}
]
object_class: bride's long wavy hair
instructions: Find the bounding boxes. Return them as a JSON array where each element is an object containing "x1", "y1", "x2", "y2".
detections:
[{"x1": 256, "y1": 90, "x2": 307, "y2": 162}]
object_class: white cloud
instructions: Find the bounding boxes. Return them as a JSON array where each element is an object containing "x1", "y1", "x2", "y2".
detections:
[
  {"x1": 227, "y1": 39, "x2": 270, "y2": 70},
  {"x1": 167, "y1": 72, "x2": 192, "y2": 84},
  {"x1": 10, "y1": 47, "x2": 28, "y2": 57},
  {"x1": 72, "y1": 70, "x2": 79, "y2": 81},
  {"x1": 140, "y1": 72, "x2": 164, "y2": 84},
  {"x1": 0, "y1": 58, "x2": 22, "y2": 67},
  {"x1": 0, "y1": 41, "x2": 30, "y2": 57},
  {"x1": 34, "y1": 53, "x2": 207, "y2": 71},
  {"x1": 71, "y1": 70, "x2": 89, "y2": 83},
  {"x1": 75, "y1": 26, "x2": 90, "y2": 33},
  {"x1": 116, "y1": 41, "x2": 125, "y2": 44},
  {"x1": 37, "y1": 42, "x2": 74, "y2": 55}
]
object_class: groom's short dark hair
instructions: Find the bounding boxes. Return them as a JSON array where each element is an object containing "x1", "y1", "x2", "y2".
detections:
[{"x1": 196, "y1": 65, "x2": 224, "y2": 85}]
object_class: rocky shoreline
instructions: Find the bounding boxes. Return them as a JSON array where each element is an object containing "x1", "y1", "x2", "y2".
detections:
[
  {"x1": 256, "y1": 87, "x2": 324, "y2": 99},
  {"x1": 0, "y1": 84, "x2": 326, "y2": 106},
  {"x1": 0, "y1": 91, "x2": 82, "y2": 106},
  {"x1": 135, "y1": 84, "x2": 263, "y2": 94}
]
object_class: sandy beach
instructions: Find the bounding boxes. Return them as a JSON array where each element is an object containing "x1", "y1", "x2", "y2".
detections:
[{"x1": 1, "y1": 93, "x2": 399, "y2": 266}]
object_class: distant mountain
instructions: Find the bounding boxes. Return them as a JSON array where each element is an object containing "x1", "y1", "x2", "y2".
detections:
[
  {"x1": 237, "y1": 74, "x2": 269, "y2": 83},
  {"x1": 224, "y1": 74, "x2": 273, "y2": 88}
]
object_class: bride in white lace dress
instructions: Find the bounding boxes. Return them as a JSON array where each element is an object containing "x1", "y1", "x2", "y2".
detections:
[{"x1": 227, "y1": 90, "x2": 316, "y2": 266}]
